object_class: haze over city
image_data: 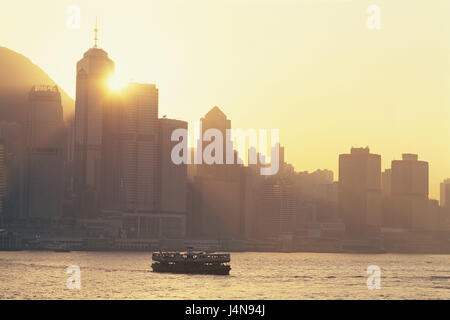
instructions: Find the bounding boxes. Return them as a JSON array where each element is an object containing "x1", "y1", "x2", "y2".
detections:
[
  {"x1": 1, "y1": 0, "x2": 450, "y2": 303},
  {"x1": 1, "y1": 0, "x2": 449, "y2": 200}
]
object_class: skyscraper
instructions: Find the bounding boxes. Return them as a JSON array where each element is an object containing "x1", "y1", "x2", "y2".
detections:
[
  {"x1": 73, "y1": 28, "x2": 115, "y2": 217},
  {"x1": 159, "y1": 117, "x2": 188, "y2": 214},
  {"x1": 0, "y1": 122, "x2": 26, "y2": 221},
  {"x1": 200, "y1": 106, "x2": 231, "y2": 161},
  {"x1": 0, "y1": 142, "x2": 6, "y2": 225},
  {"x1": 255, "y1": 178, "x2": 297, "y2": 239},
  {"x1": 389, "y1": 154, "x2": 429, "y2": 229},
  {"x1": 189, "y1": 107, "x2": 250, "y2": 239},
  {"x1": 118, "y1": 83, "x2": 159, "y2": 212},
  {"x1": 338, "y1": 147, "x2": 382, "y2": 236},
  {"x1": 100, "y1": 83, "x2": 188, "y2": 239},
  {"x1": 26, "y1": 85, "x2": 65, "y2": 219},
  {"x1": 440, "y1": 179, "x2": 450, "y2": 208},
  {"x1": 391, "y1": 154, "x2": 428, "y2": 198},
  {"x1": 198, "y1": 106, "x2": 233, "y2": 177}
]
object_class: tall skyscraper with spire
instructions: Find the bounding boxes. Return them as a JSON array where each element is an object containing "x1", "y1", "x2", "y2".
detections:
[{"x1": 73, "y1": 22, "x2": 115, "y2": 217}]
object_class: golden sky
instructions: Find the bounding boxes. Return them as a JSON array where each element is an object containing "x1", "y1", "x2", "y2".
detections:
[{"x1": 1, "y1": 0, "x2": 449, "y2": 200}]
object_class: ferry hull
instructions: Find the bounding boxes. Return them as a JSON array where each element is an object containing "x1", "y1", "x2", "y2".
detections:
[{"x1": 152, "y1": 263, "x2": 230, "y2": 275}]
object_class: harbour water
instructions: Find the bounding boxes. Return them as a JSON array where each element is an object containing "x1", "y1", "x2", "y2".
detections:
[{"x1": 0, "y1": 251, "x2": 448, "y2": 299}]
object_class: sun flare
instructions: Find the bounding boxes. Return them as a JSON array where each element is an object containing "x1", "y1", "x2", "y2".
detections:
[{"x1": 107, "y1": 74, "x2": 128, "y2": 92}]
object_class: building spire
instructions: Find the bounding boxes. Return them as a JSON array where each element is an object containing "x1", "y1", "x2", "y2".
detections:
[{"x1": 94, "y1": 17, "x2": 99, "y2": 48}]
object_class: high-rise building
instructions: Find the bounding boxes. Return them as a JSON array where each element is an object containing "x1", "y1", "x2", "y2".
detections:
[
  {"x1": 440, "y1": 179, "x2": 450, "y2": 208},
  {"x1": 0, "y1": 122, "x2": 26, "y2": 221},
  {"x1": 159, "y1": 118, "x2": 187, "y2": 214},
  {"x1": 338, "y1": 147, "x2": 382, "y2": 235},
  {"x1": 26, "y1": 85, "x2": 65, "y2": 219},
  {"x1": 100, "y1": 83, "x2": 187, "y2": 239},
  {"x1": 0, "y1": 142, "x2": 6, "y2": 225},
  {"x1": 391, "y1": 154, "x2": 428, "y2": 197},
  {"x1": 189, "y1": 107, "x2": 252, "y2": 239},
  {"x1": 389, "y1": 154, "x2": 429, "y2": 229},
  {"x1": 200, "y1": 106, "x2": 231, "y2": 161},
  {"x1": 197, "y1": 106, "x2": 233, "y2": 177},
  {"x1": 117, "y1": 83, "x2": 159, "y2": 212},
  {"x1": 254, "y1": 178, "x2": 297, "y2": 239},
  {"x1": 73, "y1": 32, "x2": 115, "y2": 217}
]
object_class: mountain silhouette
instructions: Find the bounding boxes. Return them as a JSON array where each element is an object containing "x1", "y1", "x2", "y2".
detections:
[{"x1": 0, "y1": 46, "x2": 74, "y2": 124}]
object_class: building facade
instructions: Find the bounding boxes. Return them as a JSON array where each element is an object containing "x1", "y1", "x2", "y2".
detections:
[
  {"x1": 389, "y1": 154, "x2": 429, "y2": 229},
  {"x1": 338, "y1": 147, "x2": 382, "y2": 236},
  {"x1": 73, "y1": 45, "x2": 114, "y2": 217},
  {"x1": 26, "y1": 85, "x2": 65, "y2": 220},
  {"x1": 440, "y1": 179, "x2": 450, "y2": 208}
]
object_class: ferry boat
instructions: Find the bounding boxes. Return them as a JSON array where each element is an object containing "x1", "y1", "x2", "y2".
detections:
[{"x1": 151, "y1": 248, "x2": 231, "y2": 275}]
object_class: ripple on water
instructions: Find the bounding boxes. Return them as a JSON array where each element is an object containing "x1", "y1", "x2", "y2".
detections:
[{"x1": 0, "y1": 252, "x2": 449, "y2": 299}]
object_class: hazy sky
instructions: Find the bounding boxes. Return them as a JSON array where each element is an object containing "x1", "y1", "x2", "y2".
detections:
[{"x1": 1, "y1": 0, "x2": 449, "y2": 199}]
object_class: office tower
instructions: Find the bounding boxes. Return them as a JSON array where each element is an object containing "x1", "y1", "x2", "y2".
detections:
[
  {"x1": 391, "y1": 154, "x2": 428, "y2": 197},
  {"x1": 191, "y1": 168, "x2": 246, "y2": 239},
  {"x1": 159, "y1": 118, "x2": 188, "y2": 213},
  {"x1": 189, "y1": 107, "x2": 251, "y2": 239},
  {"x1": 0, "y1": 122, "x2": 26, "y2": 221},
  {"x1": 73, "y1": 30, "x2": 115, "y2": 217},
  {"x1": 254, "y1": 179, "x2": 297, "y2": 238},
  {"x1": 440, "y1": 179, "x2": 450, "y2": 208},
  {"x1": 338, "y1": 147, "x2": 382, "y2": 236},
  {"x1": 200, "y1": 106, "x2": 231, "y2": 161},
  {"x1": 389, "y1": 154, "x2": 429, "y2": 229},
  {"x1": 198, "y1": 106, "x2": 233, "y2": 177},
  {"x1": 99, "y1": 93, "x2": 123, "y2": 212},
  {"x1": 101, "y1": 84, "x2": 187, "y2": 239},
  {"x1": 26, "y1": 85, "x2": 65, "y2": 219},
  {"x1": 118, "y1": 83, "x2": 159, "y2": 212},
  {"x1": 0, "y1": 142, "x2": 5, "y2": 225}
]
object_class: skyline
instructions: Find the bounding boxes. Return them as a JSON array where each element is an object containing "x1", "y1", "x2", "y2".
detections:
[{"x1": 1, "y1": 0, "x2": 449, "y2": 199}]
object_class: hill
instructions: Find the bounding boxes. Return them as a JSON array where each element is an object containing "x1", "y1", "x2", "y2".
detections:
[{"x1": 0, "y1": 46, "x2": 74, "y2": 124}]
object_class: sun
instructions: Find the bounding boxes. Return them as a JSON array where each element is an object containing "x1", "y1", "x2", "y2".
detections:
[{"x1": 107, "y1": 74, "x2": 128, "y2": 92}]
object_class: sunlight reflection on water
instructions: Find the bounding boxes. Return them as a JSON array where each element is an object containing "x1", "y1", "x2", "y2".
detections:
[{"x1": 0, "y1": 251, "x2": 448, "y2": 299}]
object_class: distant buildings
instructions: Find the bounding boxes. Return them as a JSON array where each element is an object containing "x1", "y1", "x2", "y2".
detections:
[
  {"x1": 0, "y1": 28, "x2": 448, "y2": 250},
  {"x1": 338, "y1": 147, "x2": 382, "y2": 236}
]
